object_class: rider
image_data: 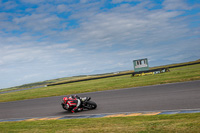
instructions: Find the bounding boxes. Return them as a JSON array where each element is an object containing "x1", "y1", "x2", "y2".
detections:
[{"x1": 63, "y1": 95, "x2": 83, "y2": 113}]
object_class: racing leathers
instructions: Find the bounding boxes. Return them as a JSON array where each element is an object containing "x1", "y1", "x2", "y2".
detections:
[{"x1": 63, "y1": 95, "x2": 82, "y2": 113}]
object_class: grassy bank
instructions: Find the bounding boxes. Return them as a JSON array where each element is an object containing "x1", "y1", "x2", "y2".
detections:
[
  {"x1": 0, "y1": 64, "x2": 199, "y2": 102},
  {"x1": 0, "y1": 113, "x2": 200, "y2": 133}
]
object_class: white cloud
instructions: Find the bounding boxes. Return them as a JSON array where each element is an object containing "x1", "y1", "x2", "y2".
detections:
[
  {"x1": 63, "y1": 6, "x2": 187, "y2": 53},
  {"x1": 57, "y1": 4, "x2": 69, "y2": 13},
  {"x1": 163, "y1": 0, "x2": 192, "y2": 10},
  {"x1": 20, "y1": 0, "x2": 46, "y2": 4},
  {"x1": 13, "y1": 13, "x2": 62, "y2": 32},
  {"x1": 0, "y1": 1, "x2": 18, "y2": 10},
  {"x1": 112, "y1": 0, "x2": 141, "y2": 4}
]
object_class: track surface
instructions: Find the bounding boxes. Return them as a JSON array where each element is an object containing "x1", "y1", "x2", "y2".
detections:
[{"x1": 0, "y1": 80, "x2": 200, "y2": 120}]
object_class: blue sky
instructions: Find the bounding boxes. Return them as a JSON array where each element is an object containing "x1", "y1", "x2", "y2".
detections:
[{"x1": 0, "y1": 0, "x2": 200, "y2": 89}]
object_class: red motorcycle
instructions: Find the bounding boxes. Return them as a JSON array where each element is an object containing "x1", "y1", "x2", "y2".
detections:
[{"x1": 61, "y1": 95, "x2": 97, "y2": 112}]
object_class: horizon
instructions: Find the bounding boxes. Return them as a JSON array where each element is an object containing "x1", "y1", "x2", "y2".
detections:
[
  {"x1": 0, "y1": 0, "x2": 200, "y2": 89},
  {"x1": 1, "y1": 59, "x2": 199, "y2": 90}
]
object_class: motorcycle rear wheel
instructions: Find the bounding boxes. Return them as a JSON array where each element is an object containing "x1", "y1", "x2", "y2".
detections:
[{"x1": 85, "y1": 101, "x2": 97, "y2": 109}]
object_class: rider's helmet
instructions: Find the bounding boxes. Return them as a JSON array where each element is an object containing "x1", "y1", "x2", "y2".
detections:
[{"x1": 62, "y1": 97, "x2": 68, "y2": 104}]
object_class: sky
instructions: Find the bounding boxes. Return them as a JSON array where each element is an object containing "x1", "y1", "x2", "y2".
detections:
[{"x1": 0, "y1": 0, "x2": 200, "y2": 89}]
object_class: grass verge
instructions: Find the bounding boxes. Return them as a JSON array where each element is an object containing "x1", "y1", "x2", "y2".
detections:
[
  {"x1": 0, "y1": 64, "x2": 199, "y2": 102},
  {"x1": 0, "y1": 113, "x2": 200, "y2": 133}
]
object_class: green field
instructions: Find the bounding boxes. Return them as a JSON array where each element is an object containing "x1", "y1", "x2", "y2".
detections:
[
  {"x1": 0, "y1": 113, "x2": 200, "y2": 133},
  {"x1": 0, "y1": 64, "x2": 200, "y2": 102}
]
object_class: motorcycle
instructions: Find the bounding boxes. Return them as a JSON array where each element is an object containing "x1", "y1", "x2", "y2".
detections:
[{"x1": 61, "y1": 96, "x2": 97, "y2": 112}]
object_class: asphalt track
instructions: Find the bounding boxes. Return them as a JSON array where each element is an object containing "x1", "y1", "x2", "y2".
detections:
[{"x1": 0, "y1": 80, "x2": 200, "y2": 120}]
